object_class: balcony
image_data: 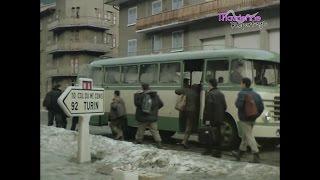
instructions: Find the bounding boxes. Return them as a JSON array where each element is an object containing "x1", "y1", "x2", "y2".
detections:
[
  {"x1": 46, "y1": 41, "x2": 111, "y2": 54},
  {"x1": 48, "y1": 16, "x2": 112, "y2": 31},
  {"x1": 46, "y1": 68, "x2": 79, "y2": 77},
  {"x1": 136, "y1": 0, "x2": 280, "y2": 33}
]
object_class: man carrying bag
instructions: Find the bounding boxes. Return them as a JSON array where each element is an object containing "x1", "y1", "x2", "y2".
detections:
[{"x1": 199, "y1": 78, "x2": 227, "y2": 158}]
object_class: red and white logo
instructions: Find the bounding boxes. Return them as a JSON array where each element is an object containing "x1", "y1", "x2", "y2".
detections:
[{"x1": 82, "y1": 81, "x2": 92, "y2": 90}]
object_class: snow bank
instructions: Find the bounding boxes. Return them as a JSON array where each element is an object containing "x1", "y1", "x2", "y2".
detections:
[{"x1": 41, "y1": 125, "x2": 279, "y2": 180}]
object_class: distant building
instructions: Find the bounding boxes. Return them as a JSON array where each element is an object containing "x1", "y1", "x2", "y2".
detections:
[
  {"x1": 105, "y1": 0, "x2": 279, "y2": 57},
  {"x1": 40, "y1": 0, "x2": 119, "y2": 107}
]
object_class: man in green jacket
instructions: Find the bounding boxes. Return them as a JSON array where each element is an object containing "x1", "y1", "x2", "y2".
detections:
[{"x1": 134, "y1": 83, "x2": 164, "y2": 148}]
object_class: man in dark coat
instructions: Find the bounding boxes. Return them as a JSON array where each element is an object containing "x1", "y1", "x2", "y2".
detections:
[
  {"x1": 232, "y1": 77, "x2": 264, "y2": 163},
  {"x1": 134, "y1": 83, "x2": 164, "y2": 148},
  {"x1": 175, "y1": 78, "x2": 198, "y2": 149},
  {"x1": 43, "y1": 84, "x2": 66, "y2": 127},
  {"x1": 202, "y1": 78, "x2": 227, "y2": 157}
]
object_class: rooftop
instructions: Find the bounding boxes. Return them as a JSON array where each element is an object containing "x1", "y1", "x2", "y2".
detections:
[{"x1": 91, "y1": 48, "x2": 280, "y2": 67}]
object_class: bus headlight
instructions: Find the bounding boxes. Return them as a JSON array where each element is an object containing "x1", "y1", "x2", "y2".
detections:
[{"x1": 264, "y1": 111, "x2": 272, "y2": 121}]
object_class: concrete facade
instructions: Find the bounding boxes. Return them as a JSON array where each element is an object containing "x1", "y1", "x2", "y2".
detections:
[
  {"x1": 115, "y1": 0, "x2": 280, "y2": 57},
  {"x1": 40, "y1": 0, "x2": 119, "y2": 108}
]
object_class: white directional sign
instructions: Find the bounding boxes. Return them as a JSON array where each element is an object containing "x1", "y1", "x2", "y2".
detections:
[
  {"x1": 58, "y1": 86, "x2": 104, "y2": 117},
  {"x1": 57, "y1": 78, "x2": 105, "y2": 163}
]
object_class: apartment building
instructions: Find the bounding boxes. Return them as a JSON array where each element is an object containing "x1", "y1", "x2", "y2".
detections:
[
  {"x1": 40, "y1": 0, "x2": 119, "y2": 107},
  {"x1": 106, "y1": 0, "x2": 279, "y2": 57}
]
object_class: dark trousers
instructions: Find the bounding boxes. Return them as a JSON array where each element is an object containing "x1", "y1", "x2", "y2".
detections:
[
  {"x1": 48, "y1": 110, "x2": 54, "y2": 126},
  {"x1": 205, "y1": 124, "x2": 222, "y2": 152},
  {"x1": 55, "y1": 113, "x2": 67, "y2": 128},
  {"x1": 71, "y1": 117, "x2": 79, "y2": 131}
]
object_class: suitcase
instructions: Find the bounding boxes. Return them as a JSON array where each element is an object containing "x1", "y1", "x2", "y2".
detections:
[{"x1": 198, "y1": 125, "x2": 218, "y2": 146}]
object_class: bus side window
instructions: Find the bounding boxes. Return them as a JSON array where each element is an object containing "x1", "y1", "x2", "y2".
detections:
[
  {"x1": 159, "y1": 62, "x2": 180, "y2": 83},
  {"x1": 91, "y1": 67, "x2": 103, "y2": 86},
  {"x1": 139, "y1": 64, "x2": 158, "y2": 84},
  {"x1": 121, "y1": 65, "x2": 138, "y2": 84},
  {"x1": 105, "y1": 66, "x2": 120, "y2": 84},
  {"x1": 206, "y1": 60, "x2": 229, "y2": 83}
]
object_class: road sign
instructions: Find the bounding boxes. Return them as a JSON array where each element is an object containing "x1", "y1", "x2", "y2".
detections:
[
  {"x1": 57, "y1": 86, "x2": 104, "y2": 117},
  {"x1": 57, "y1": 78, "x2": 105, "y2": 163}
]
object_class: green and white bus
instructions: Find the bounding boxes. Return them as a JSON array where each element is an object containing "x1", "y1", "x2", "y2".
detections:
[{"x1": 85, "y1": 48, "x2": 280, "y2": 148}]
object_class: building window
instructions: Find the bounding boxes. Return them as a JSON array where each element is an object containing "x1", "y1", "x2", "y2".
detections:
[
  {"x1": 128, "y1": 7, "x2": 137, "y2": 26},
  {"x1": 94, "y1": 35, "x2": 97, "y2": 44},
  {"x1": 128, "y1": 39, "x2": 137, "y2": 56},
  {"x1": 71, "y1": 58, "x2": 79, "y2": 74},
  {"x1": 113, "y1": 36, "x2": 116, "y2": 48},
  {"x1": 71, "y1": 7, "x2": 75, "y2": 18},
  {"x1": 113, "y1": 14, "x2": 116, "y2": 25},
  {"x1": 105, "y1": 11, "x2": 112, "y2": 21},
  {"x1": 152, "y1": 34, "x2": 162, "y2": 52},
  {"x1": 55, "y1": 10, "x2": 60, "y2": 20},
  {"x1": 75, "y1": 30, "x2": 79, "y2": 41},
  {"x1": 152, "y1": 0, "x2": 162, "y2": 15},
  {"x1": 76, "y1": 7, "x2": 80, "y2": 18},
  {"x1": 95, "y1": 8, "x2": 101, "y2": 19},
  {"x1": 103, "y1": 33, "x2": 107, "y2": 44},
  {"x1": 172, "y1": 30, "x2": 184, "y2": 51},
  {"x1": 106, "y1": 33, "x2": 112, "y2": 44},
  {"x1": 172, "y1": 0, "x2": 183, "y2": 10}
]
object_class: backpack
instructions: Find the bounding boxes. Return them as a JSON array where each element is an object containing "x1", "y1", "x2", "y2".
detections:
[
  {"x1": 175, "y1": 95, "x2": 186, "y2": 111},
  {"x1": 244, "y1": 93, "x2": 258, "y2": 121},
  {"x1": 141, "y1": 93, "x2": 152, "y2": 114}
]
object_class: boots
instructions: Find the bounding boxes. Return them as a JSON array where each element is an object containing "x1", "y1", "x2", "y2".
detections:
[
  {"x1": 212, "y1": 150, "x2": 222, "y2": 158},
  {"x1": 202, "y1": 149, "x2": 212, "y2": 155},
  {"x1": 250, "y1": 153, "x2": 260, "y2": 163},
  {"x1": 232, "y1": 150, "x2": 245, "y2": 161},
  {"x1": 155, "y1": 142, "x2": 163, "y2": 149}
]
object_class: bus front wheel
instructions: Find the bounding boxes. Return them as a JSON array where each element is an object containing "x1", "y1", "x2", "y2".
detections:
[
  {"x1": 221, "y1": 115, "x2": 240, "y2": 150},
  {"x1": 159, "y1": 130, "x2": 175, "y2": 141}
]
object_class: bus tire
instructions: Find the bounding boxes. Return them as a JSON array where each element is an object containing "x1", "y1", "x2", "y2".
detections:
[
  {"x1": 221, "y1": 114, "x2": 240, "y2": 150},
  {"x1": 124, "y1": 126, "x2": 137, "y2": 140},
  {"x1": 159, "y1": 130, "x2": 175, "y2": 142}
]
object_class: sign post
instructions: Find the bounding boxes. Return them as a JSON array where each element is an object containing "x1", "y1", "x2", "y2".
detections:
[{"x1": 57, "y1": 78, "x2": 104, "y2": 163}]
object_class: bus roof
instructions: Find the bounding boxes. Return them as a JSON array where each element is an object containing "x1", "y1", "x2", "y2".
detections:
[{"x1": 90, "y1": 48, "x2": 279, "y2": 67}]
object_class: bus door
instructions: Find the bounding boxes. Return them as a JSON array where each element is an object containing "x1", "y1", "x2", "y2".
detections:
[{"x1": 179, "y1": 59, "x2": 204, "y2": 132}]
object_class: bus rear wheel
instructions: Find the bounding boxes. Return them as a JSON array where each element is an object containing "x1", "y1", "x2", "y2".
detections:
[{"x1": 221, "y1": 115, "x2": 240, "y2": 150}]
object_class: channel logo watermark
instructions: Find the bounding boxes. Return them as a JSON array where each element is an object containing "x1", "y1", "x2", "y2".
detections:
[{"x1": 218, "y1": 10, "x2": 267, "y2": 30}]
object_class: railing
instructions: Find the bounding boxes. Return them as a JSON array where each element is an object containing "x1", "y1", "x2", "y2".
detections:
[
  {"x1": 136, "y1": 0, "x2": 279, "y2": 31},
  {"x1": 46, "y1": 41, "x2": 111, "y2": 54},
  {"x1": 48, "y1": 16, "x2": 112, "y2": 31}
]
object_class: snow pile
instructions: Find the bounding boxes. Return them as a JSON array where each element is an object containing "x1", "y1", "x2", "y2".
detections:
[{"x1": 41, "y1": 125, "x2": 280, "y2": 180}]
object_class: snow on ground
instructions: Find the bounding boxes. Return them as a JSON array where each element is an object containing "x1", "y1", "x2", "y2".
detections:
[{"x1": 41, "y1": 125, "x2": 279, "y2": 180}]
